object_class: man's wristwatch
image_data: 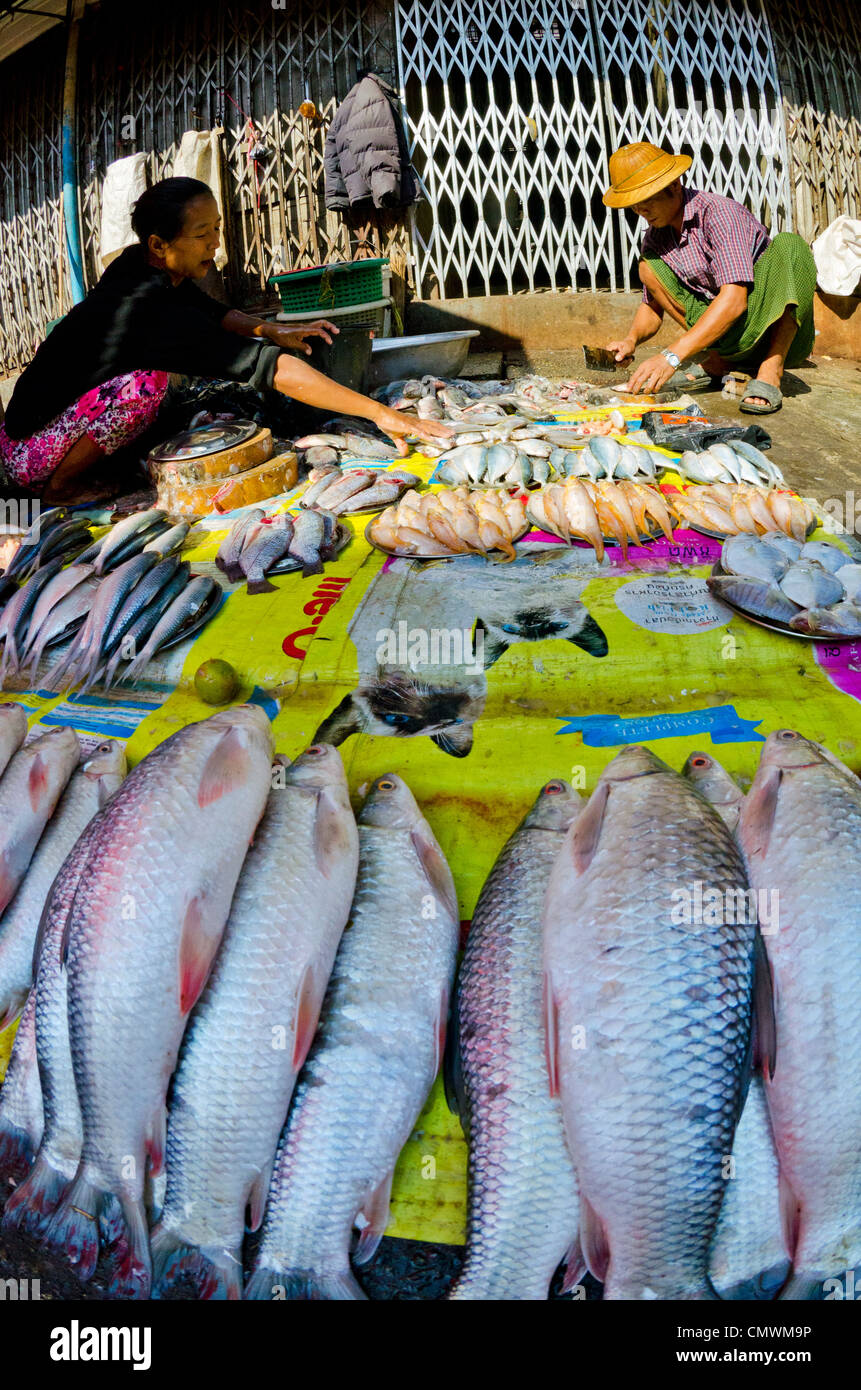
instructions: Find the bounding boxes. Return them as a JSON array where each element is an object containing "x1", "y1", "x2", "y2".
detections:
[{"x1": 660, "y1": 348, "x2": 682, "y2": 369}]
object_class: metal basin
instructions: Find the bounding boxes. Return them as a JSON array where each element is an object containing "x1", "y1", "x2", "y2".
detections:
[{"x1": 366, "y1": 330, "x2": 479, "y2": 389}]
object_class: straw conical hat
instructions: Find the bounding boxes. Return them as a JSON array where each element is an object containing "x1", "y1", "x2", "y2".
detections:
[{"x1": 602, "y1": 142, "x2": 691, "y2": 208}]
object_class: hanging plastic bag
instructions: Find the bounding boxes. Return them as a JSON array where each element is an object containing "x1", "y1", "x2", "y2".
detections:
[{"x1": 812, "y1": 216, "x2": 861, "y2": 298}]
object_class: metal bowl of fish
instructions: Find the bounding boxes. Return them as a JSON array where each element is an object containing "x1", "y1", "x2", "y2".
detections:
[
  {"x1": 708, "y1": 535, "x2": 861, "y2": 640},
  {"x1": 365, "y1": 488, "x2": 529, "y2": 562},
  {"x1": 432, "y1": 436, "x2": 667, "y2": 490},
  {"x1": 670, "y1": 483, "x2": 818, "y2": 542},
  {"x1": 157, "y1": 581, "x2": 227, "y2": 651},
  {"x1": 298, "y1": 465, "x2": 423, "y2": 517}
]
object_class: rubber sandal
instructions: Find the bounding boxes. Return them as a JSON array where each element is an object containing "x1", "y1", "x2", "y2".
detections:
[
  {"x1": 739, "y1": 379, "x2": 782, "y2": 414},
  {"x1": 666, "y1": 363, "x2": 720, "y2": 391}
]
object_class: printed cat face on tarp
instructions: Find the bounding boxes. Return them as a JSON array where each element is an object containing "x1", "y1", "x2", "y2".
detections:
[{"x1": 314, "y1": 546, "x2": 608, "y2": 758}]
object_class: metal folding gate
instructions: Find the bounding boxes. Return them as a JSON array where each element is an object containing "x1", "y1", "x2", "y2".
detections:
[{"x1": 395, "y1": 0, "x2": 793, "y2": 299}]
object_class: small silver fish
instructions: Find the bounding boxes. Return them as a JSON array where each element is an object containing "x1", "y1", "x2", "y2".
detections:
[
  {"x1": 240, "y1": 516, "x2": 295, "y2": 594},
  {"x1": 288, "y1": 510, "x2": 327, "y2": 578}
]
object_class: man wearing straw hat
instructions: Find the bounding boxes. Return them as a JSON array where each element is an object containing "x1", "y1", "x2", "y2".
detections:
[{"x1": 603, "y1": 142, "x2": 816, "y2": 414}]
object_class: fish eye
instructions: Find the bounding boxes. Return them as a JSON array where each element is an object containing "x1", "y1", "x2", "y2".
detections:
[
  {"x1": 544, "y1": 780, "x2": 565, "y2": 794},
  {"x1": 778, "y1": 730, "x2": 798, "y2": 740},
  {"x1": 306, "y1": 745, "x2": 325, "y2": 756},
  {"x1": 377, "y1": 778, "x2": 395, "y2": 790},
  {"x1": 691, "y1": 756, "x2": 709, "y2": 767}
]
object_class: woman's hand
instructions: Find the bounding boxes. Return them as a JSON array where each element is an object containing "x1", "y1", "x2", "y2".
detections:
[
  {"x1": 263, "y1": 320, "x2": 339, "y2": 354},
  {"x1": 622, "y1": 352, "x2": 677, "y2": 395},
  {"x1": 607, "y1": 337, "x2": 636, "y2": 364},
  {"x1": 372, "y1": 404, "x2": 454, "y2": 457}
]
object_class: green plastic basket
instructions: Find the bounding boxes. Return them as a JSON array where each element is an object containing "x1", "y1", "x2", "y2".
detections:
[{"x1": 270, "y1": 258, "x2": 388, "y2": 315}]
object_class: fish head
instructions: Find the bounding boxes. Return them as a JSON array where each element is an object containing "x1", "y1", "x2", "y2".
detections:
[
  {"x1": 29, "y1": 725, "x2": 80, "y2": 760},
  {"x1": 523, "y1": 778, "x2": 582, "y2": 831},
  {"x1": 682, "y1": 751, "x2": 743, "y2": 808},
  {"x1": 758, "y1": 729, "x2": 829, "y2": 771},
  {"x1": 359, "y1": 772, "x2": 421, "y2": 830},
  {"x1": 599, "y1": 744, "x2": 669, "y2": 783},
  {"x1": 282, "y1": 742, "x2": 347, "y2": 793},
  {"x1": 0, "y1": 703, "x2": 27, "y2": 739},
  {"x1": 82, "y1": 737, "x2": 128, "y2": 802}
]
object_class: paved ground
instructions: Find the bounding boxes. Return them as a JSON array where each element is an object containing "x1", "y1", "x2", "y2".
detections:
[{"x1": 508, "y1": 349, "x2": 861, "y2": 529}]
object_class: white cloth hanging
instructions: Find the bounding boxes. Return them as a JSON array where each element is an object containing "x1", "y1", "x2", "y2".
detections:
[
  {"x1": 172, "y1": 130, "x2": 228, "y2": 270},
  {"x1": 812, "y1": 216, "x2": 861, "y2": 298},
  {"x1": 99, "y1": 152, "x2": 148, "y2": 271}
]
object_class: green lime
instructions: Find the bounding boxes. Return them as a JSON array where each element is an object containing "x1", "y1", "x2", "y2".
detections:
[{"x1": 194, "y1": 659, "x2": 240, "y2": 705}]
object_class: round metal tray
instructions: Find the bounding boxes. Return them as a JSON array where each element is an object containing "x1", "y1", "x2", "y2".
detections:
[
  {"x1": 149, "y1": 420, "x2": 260, "y2": 463},
  {"x1": 707, "y1": 560, "x2": 851, "y2": 642},
  {"x1": 364, "y1": 518, "x2": 525, "y2": 561},
  {"x1": 158, "y1": 583, "x2": 227, "y2": 651}
]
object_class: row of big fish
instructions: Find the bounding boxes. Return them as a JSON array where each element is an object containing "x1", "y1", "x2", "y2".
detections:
[
  {"x1": 434, "y1": 435, "x2": 666, "y2": 490},
  {"x1": 0, "y1": 711, "x2": 459, "y2": 1300},
  {"x1": 298, "y1": 464, "x2": 419, "y2": 515},
  {"x1": 674, "y1": 442, "x2": 785, "y2": 489},
  {"x1": 0, "y1": 712, "x2": 855, "y2": 1299},
  {"x1": 526, "y1": 479, "x2": 675, "y2": 560},
  {"x1": 369, "y1": 488, "x2": 529, "y2": 561},
  {"x1": 672, "y1": 484, "x2": 816, "y2": 541},
  {"x1": 709, "y1": 534, "x2": 861, "y2": 637},
  {"x1": 450, "y1": 734, "x2": 861, "y2": 1300}
]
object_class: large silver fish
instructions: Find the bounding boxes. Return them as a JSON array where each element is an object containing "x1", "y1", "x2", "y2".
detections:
[
  {"x1": 0, "y1": 728, "x2": 80, "y2": 916},
  {"x1": 1, "y1": 741, "x2": 126, "y2": 1238},
  {"x1": 41, "y1": 706, "x2": 273, "y2": 1297},
  {"x1": 93, "y1": 508, "x2": 166, "y2": 575},
  {"x1": 245, "y1": 773, "x2": 459, "y2": 1300},
  {"x1": 239, "y1": 516, "x2": 295, "y2": 595},
  {"x1": 0, "y1": 988, "x2": 43, "y2": 1188},
  {"x1": 121, "y1": 576, "x2": 217, "y2": 684},
  {"x1": 709, "y1": 1076, "x2": 788, "y2": 1300},
  {"x1": 543, "y1": 745, "x2": 756, "y2": 1299},
  {"x1": 0, "y1": 738, "x2": 128, "y2": 1032},
  {"x1": 738, "y1": 731, "x2": 861, "y2": 1299},
  {"x1": 447, "y1": 780, "x2": 581, "y2": 1300},
  {"x1": 682, "y1": 751, "x2": 787, "y2": 1299},
  {"x1": 151, "y1": 744, "x2": 358, "y2": 1299}
]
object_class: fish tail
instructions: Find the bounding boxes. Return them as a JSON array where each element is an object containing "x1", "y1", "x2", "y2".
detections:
[
  {"x1": 0, "y1": 1117, "x2": 37, "y2": 1187},
  {"x1": 713, "y1": 1259, "x2": 791, "y2": 1301},
  {"x1": 151, "y1": 1228, "x2": 243, "y2": 1300},
  {"x1": 100, "y1": 1190, "x2": 152, "y2": 1298},
  {"x1": 244, "y1": 1263, "x2": 367, "y2": 1301},
  {"x1": 41, "y1": 1172, "x2": 102, "y2": 1281},
  {"x1": 778, "y1": 1270, "x2": 828, "y2": 1301},
  {"x1": 245, "y1": 576, "x2": 277, "y2": 596},
  {"x1": 1, "y1": 1151, "x2": 72, "y2": 1239},
  {"x1": 301, "y1": 559, "x2": 325, "y2": 579}
]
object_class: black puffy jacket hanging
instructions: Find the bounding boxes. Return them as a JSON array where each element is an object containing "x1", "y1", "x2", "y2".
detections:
[{"x1": 324, "y1": 73, "x2": 419, "y2": 213}]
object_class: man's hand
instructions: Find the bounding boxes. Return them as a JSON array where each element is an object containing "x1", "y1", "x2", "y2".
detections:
[
  {"x1": 264, "y1": 320, "x2": 339, "y2": 354},
  {"x1": 372, "y1": 404, "x2": 454, "y2": 457},
  {"x1": 622, "y1": 352, "x2": 677, "y2": 395},
  {"x1": 607, "y1": 337, "x2": 636, "y2": 365}
]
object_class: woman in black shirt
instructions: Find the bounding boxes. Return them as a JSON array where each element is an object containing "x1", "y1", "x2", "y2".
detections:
[{"x1": 0, "y1": 177, "x2": 451, "y2": 501}]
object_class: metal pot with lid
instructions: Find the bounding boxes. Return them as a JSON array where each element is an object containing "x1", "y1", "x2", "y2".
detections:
[{"x1": 148, "y1": 419, "x2": 261, "y2": 464}]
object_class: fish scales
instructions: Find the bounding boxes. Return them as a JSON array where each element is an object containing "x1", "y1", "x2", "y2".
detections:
[
  {"x1": 2, "y1": 744, "x2": 126, "y2": 1239},
  {"x1": 246, "y1": 774, "x2": 458, "y2": 1300},
  {"x1": 150, "y1": 745, "x2": 358, "y2": 1300},
  {"x1": 449, "y1": 781, "x2": 581, "y2": 1300},
  {"x1": 0, "y1": 742, "x2": 127, "y2": 1032},
  {"x1": 41, "y1": 707, "x2": 274, "y2": 1297},
  {"x1": 0, "y1": 987, "x2": 43, "y2": 1187},
  {"x1": 738, "y1": 731, "x2": 861, "y2": 1297},
  {"x1": 543, "y1": 746, "x2": 756, "y2": 1300}
]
